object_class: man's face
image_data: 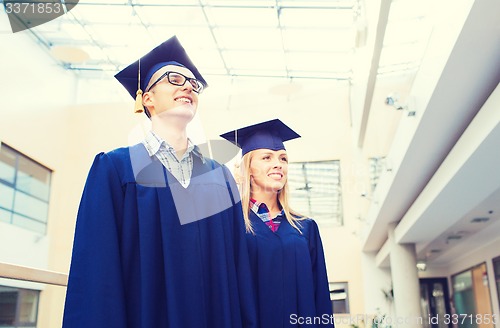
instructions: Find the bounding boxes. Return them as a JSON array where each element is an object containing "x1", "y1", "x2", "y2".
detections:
[{"x1": 143, "y1": 64, "x2": 199, "y2": 119}]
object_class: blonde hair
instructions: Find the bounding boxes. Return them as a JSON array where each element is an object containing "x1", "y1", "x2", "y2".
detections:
[{"x1": 234, "y1": 150, "x2": 305, "y2": 234}]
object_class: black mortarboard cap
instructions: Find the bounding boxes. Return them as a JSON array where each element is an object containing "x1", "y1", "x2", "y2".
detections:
[
  {"x1": 220, "y1": 119, "x2": 300, "y2": 156},
  {"x1": 114, "y1": 35, "x2": 208, "y2": 101}
]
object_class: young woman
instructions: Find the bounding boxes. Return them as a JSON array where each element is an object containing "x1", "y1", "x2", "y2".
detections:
[{"x1": 221, "y1": 119, "x2": 334, "y2": 328}]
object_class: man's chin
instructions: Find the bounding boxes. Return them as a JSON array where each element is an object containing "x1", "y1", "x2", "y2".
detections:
[{"x1": 157, "y1": 104, "x2": 197, "y2": 119}]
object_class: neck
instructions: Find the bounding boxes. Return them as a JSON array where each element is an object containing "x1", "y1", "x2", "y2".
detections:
[
  {"x1": 251, "y1": 190, "x2": 280, "y2": 213},
  {"x1": 151, "y1": 115, "x2": 188, "y2": 159}
]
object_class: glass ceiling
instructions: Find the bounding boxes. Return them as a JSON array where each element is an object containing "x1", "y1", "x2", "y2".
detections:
[
  {"x1": 14, "y1": 0, "x2": 433, "y2": 83},
  {"x1": 4, "y1": 0, "x2": 435, "y2": 225}
]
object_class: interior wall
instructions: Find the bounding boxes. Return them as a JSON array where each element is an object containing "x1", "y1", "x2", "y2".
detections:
[
  {"x1": 1, "y1": 13, "x2": 376, "y2": 328},
  {"x1": 39, "y1": 102, "x2": 139, "y2": 328},
  {"x1": 447, "y1": 237, "x2": 500, "y2": 324},
  {"x1": 1, "y1": 13, "x2": 144, "y2": 327},
  {"x1": 1, "y1": 15, "x2": 77, "y2": 328},
  {"x1": 199, "y1": 79, "x2": 353, "y2": 162}
]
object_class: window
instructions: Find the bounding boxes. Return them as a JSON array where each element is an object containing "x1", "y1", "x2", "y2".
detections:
[
  {"x1": 0, "y1": 143, "x2": 52, "y2": 234},
  {"x1": 330, "y1": 282, "x2": 349, "y2": 314},
  {"x1": 451, "y1": 263, "x2": 493, "y2": 328},
  {"x1": 492, "y1": 256, "x2": 500, "y2": 310},
  {"x1": 0, "y1": 286, "x2": 39, "y2": 328},
  {"x1": 368, "y1": 157, "x2": 386, "y2": 192},
  {"x1": 288, "y1": 160, "x2": 343, "y2": 225}
]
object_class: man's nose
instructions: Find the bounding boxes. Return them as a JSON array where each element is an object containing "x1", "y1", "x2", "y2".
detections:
[{"x1": 181, "y1": 80, "x2": 193, "y2": 92}]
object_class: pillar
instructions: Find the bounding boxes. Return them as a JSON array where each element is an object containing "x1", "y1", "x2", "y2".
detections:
[{"x1": 388, "y1": 223, "x2": 422, "y2": 327}]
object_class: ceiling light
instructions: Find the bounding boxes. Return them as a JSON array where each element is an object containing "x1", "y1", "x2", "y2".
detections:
[
  {"x1": 426, "y1": 249, "x2": 441, "y2": 257},
  {"x1": 416, "y1": 260, "x2": 427, "y2": 271},
  {"x1": 471, "y1": 217, "x2": 489, "y2": 223},
  {"x1": 269, "y1": 81, "x2": 303, "y2": 96},
  {"x1": 446, "y1": 235, "x2": 463, "y2": 243},
  {"x1": 50, "y1": 46, "x2": 90, "y2": 64}
]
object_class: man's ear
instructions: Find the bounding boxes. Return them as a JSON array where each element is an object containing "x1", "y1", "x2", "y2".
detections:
[
  {"x1": 142, "y1": 91, "x2": 153, "y2": 107},
  {"x1": 142, "y1": 92, "x2": 156, "y2": 117}
]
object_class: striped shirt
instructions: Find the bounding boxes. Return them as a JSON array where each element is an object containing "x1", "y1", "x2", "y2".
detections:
[
  {"x1": 142, "y1": 130, "x2": 205, "y2": 188},
  {"x1": 249, "y1": 198, "x2": 285, "y2": 232}
]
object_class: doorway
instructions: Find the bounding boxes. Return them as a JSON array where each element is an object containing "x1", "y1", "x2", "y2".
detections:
[{"x1": 420, "y1": 278, "x2": 451, "y2": 328}]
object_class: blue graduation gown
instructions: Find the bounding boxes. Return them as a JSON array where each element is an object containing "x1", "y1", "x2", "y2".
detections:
[
  {"x1": 62, "y1": 144, "x2": 256, "y2": 328},
  {"x1": 246, "y1": 211, "x2": 334, "y2": 328}
]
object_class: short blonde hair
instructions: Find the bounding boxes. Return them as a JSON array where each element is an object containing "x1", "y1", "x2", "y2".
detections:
[{"x1": 235, "y1": 150, "x2": 305, "y2": 234}]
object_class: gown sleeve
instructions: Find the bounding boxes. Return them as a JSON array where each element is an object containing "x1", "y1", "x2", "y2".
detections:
[
  {"x1": 308, "y1": 219, "x2": 335, "y2": 327},
  {"x1": 222, "y1": 164, "x2": 257, "y2": 328},
  {"x1": 62, "y1": 153, "x2": 127, "y2": 328}
]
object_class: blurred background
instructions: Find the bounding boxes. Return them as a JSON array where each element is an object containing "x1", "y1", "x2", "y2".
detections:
[{"x1": 0, "y1": 0, "x2": 499, "y2": 327}]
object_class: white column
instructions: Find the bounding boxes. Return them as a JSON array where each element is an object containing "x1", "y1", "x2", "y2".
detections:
[{"x1": 388, "y1": 223, "x2": 422, "y2": 328}]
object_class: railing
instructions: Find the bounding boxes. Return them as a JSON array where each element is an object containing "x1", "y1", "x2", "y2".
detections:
[{"x1": 0, "y1": 262, "x2": 68, "y2": 286}]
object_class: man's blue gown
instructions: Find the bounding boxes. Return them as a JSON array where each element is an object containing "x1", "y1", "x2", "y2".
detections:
[{"x1": 62, "y1": 144, "x2": 256, "y2": 328}]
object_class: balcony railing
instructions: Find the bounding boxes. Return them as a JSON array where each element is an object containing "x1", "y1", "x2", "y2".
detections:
[{"x1": 0, "y1": 262, "x2": 68, "y2": 286}]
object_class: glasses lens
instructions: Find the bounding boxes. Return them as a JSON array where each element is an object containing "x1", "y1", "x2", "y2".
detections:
[
  {"x1": 167, "y1": 72, "x2": 203, "y2": 93},
  {"x1": 167, "y1": 72, "x2": 185, "y2": 86},
  {"x1": 189, "y1": 80, "x2": 203, "y2": 93}
]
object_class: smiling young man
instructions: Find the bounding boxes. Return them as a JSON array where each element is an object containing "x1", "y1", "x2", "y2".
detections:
[
  {"x1": 62, "y1": 36, "x2": 256, "y2": 328},
  {"x1": 142, "y1": 64, "x2": 200, "y2": 161}
]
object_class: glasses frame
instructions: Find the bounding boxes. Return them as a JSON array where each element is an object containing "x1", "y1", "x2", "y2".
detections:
[{"x1": 146, "y1": 71, "x2": 204, "y2": 94}]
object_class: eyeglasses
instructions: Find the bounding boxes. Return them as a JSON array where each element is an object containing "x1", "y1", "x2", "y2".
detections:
[{"x1": 146, "y1": 71, "x2": 204, "y2": 94}]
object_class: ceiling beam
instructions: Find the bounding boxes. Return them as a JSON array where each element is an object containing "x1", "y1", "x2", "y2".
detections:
[
  {"x1": 357, "y1": 0, "x2": 391, "y2": 148},
  {"x1": 198, "y1": 0, "x2": 231, "y2": 76},
  {"x1": 361, "y1": 0, "x2": 500, "y2": 252}
]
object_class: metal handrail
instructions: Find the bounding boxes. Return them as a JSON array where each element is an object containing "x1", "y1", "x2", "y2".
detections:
[{"x1": 0, "y1": 262, "x2": 68, "y2": 287}]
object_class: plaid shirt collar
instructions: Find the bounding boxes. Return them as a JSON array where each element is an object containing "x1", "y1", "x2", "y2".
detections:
[
  {"x1": 144, "y1": 130, "x2": 205, "y2": 164},
  {"x1": 249, "y1": 198, "x2": 285, "y2": 222}
]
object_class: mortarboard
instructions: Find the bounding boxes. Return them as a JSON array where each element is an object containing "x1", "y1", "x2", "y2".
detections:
[
  {"x1": 220, "y1": 119, "x2": 300, "y2": 156},
  {"x1": 114, "y1": 35, "x2": 208, "y2": 114}
]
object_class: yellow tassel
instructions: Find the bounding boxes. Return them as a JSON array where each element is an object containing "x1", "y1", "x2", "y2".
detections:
[{"x1": 134, "y1": 89, "x2": 144, "y2": 113}]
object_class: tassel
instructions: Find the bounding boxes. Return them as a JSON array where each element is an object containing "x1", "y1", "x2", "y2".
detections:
[
  {"x1": 134, "y1": 58, "x2": 144, "y2": 114},
  {"x1": 134, "y1": 89, "x2": 144, "y2": 113}
]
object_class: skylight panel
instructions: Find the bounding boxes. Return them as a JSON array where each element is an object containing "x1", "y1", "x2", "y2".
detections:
[
  {"x1": 379, "y1": 43, "x2": 426, "y2": 68},
  {"x1": 223, "y1": 50, "x2": 287, "y2": 72},
  {"x1": 71, "y1": 3, "x2": 134, "y2": 24},
  {"x1": 388, "y1": 0, "x2": 433, "y2": 22},
  {"x1": 279, "y1": 7, "x2": 353, "y2": 28},
  {"x1": 135, "y1": 0, "x2": 200, "y2": 4},
  {"x1": 134, "y1": 5, "x2": 206, "y2": 26},
  {"x1": 286, "y1": 51, "x2": 353, "y2": 72},
  {"x1": 205, "y1": 7, "x2": 277, "y2": 27},
  {"x1": 283, "y1": 28, "x2": 355, "y2": 52},
  {"x1": 215, "y1": 27, "x2": 283, "y2": 51},
  {"x1": 383, "y1": 19, "x2": 432, "y2": 46},
  {"x1": 278, "y1": 0, "x2": 354, "y2": 8},
  {"x1": 203, "y1": 0, "x2": 275, "y2": 7}
]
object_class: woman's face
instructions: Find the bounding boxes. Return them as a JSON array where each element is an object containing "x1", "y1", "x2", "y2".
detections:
[{"x1": 249, "y1": 149, "x2": 288, "y2": 194}]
